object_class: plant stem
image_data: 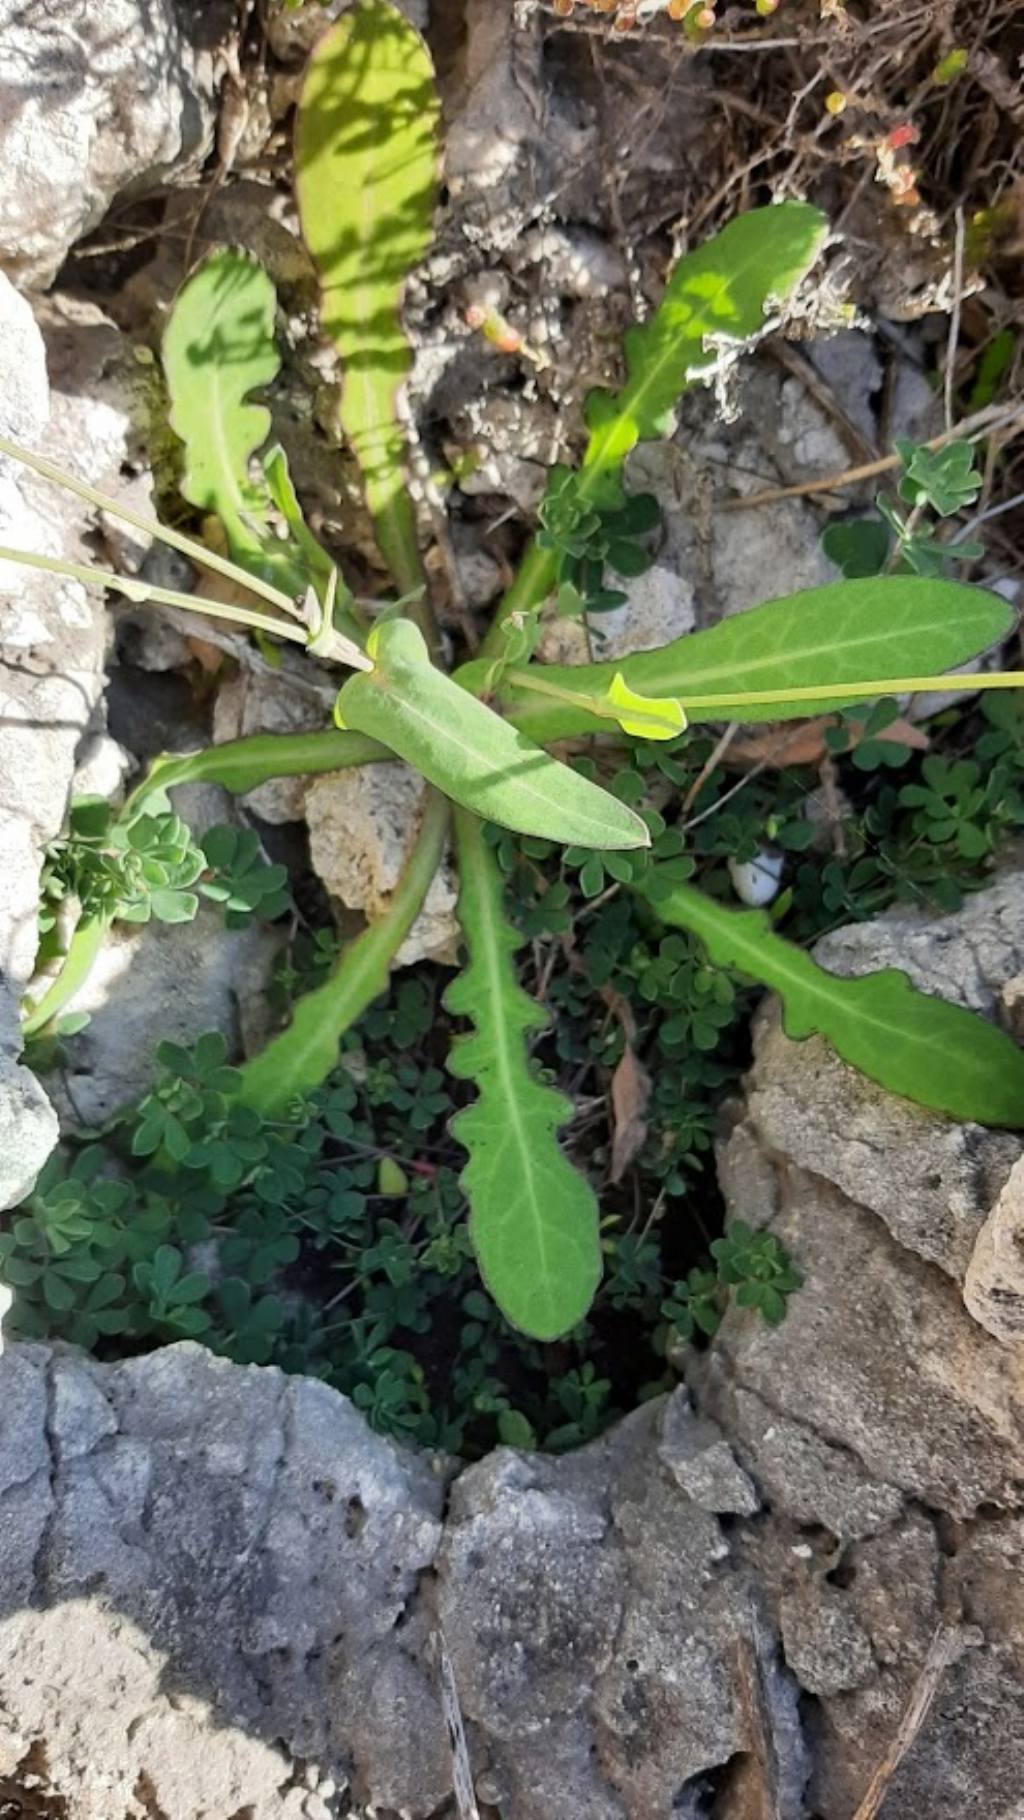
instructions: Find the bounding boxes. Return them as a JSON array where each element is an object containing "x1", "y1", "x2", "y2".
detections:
[
  {"x1": 22, "y1": 914, "x2": 111, "y2": 1038},
  {"x1": 124, "y1": 729, "x2": 389, "y2": 817},
  {"x1": 233, "y1": 788, "x2": 450, "y2": 1112},
  {"x1": 0, "y1": 544, "x2": 309, "y2": 645},
  {"x1": 655, "y1": 671, "x2": 1024, "y2": 710},
  {"x1": 479, "y1": 542, "x2": 559, "y2": 660},
  {"x1": 505, "y1": 668, "x2": 1024, "y2": 733},
  {"x1": 0, "y1": 434, "x2": 300, "y2": 616}
]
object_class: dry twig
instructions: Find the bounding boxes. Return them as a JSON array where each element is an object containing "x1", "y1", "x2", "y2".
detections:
[
  {"x1": 722, "y1": 401, "x2": 1024, "y2": 512},
  {"x1": 851, "y1": 1622, "x2": 981, "y2": 1820}
]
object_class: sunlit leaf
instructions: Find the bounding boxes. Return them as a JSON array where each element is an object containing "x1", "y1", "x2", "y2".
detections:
[
  {"x1": 130, "y1": 730, "x2": 386, "y2": 815},
  {"x1": 295, "y1": 0, "x2": 439, "y2": 595},
  {"x1": 583, "y1": 201, "x2": 828, "y2": 494},
  {"x1": 502, "y1": 577, "x2": 1015, "y2": 740},
  {"x1": 336, "y1": 618, "x2": 649, "y2": 849},
  {"x1": 163, "y1": 249, "x2": 306, "y2": 596},
  {"x1": 482, "y1": 203, "x2": 827, "y2": 643}
]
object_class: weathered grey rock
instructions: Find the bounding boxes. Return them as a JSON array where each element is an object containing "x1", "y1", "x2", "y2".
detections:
[
  {"x1": 0, "y1": 1343, "x2": 448, "y2": 1820},
  {"x1": 779, "y1": 1581, "x2": 876, "y2": 1696},
  {"x1": 46, "y1": 785, "x2": 282, "y2": 1124},
  {"x1": 2, "y1": 287, "x2": 146, "y2": 987},
  {"x1": 706, "y1": 1383, "x2": 905, "y2": 1542},
  {"x1": 266, "y1": 0, "x2": 426, "y2": 62},
  {"x1": 438, "y1": 1408, "x2": 754, "y2": 1818},
  {"x1": 595, "y1": 564, "x2": 697, "y2": 659},
  {"x1": 0, "y1": 985, "x2": 58, "y2": 1212},
  {"x1": 0, "y1": 0, "x2": 227, "y2": 289},
  {"x1": 658, "y1": 1389, "x2": 760, "y2": 1515},
  {"x1": 964, "y1": 1152, "x2": 1024, "y2": 1341},
  {"x1": 213, "y1": 664, "x2": 333, "y2": 824},
  {"x1": 445, "y1": 2, "x2": 542, "y2": 211},
  {"x1": 723, "y1": 870, "x2": 1024, "y2": 1283},
  {"x1": 706, "y1": 1167, "x2": 1024, "y2": 1516},
  {"x1": 0, "y1": 280, "x2": 140, "y2": 1202},
  {"x1": 306, "y1": 761, "x2": 459, "y2": 968}
]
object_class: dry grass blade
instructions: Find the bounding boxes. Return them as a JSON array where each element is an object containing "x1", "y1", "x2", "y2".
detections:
[
  {"x1": 609, "y1": 1045, "x2": 652, "y2": 1183},
  {"x1": 851, "y1": 1622, "x2": 982, "y2": 1820},
  {"x1": 437, "y1": 1628, "x2": 481, "y2": 1820},
  {"x1": 722, "y1": 402, "x2": 1024, "y2": 512}
]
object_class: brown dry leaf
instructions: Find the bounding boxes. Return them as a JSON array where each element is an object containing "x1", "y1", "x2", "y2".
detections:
[
  {"x1": 186, "y1": 635, "x2": 225, "y2": 674},
  {"x1": 729, "y1": 714, "x2": 928, "y2": 771},
  {"x1": 609, "y1": 1045, "x2": 652, "y2": 1184}
]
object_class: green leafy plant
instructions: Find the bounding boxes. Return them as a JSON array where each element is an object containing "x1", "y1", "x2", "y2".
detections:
[
  {"x1": 5, "y1": 0, "x2": 1024, "y2": 1353},
  {"x1": 662, "y1": 1223, "x2": 801, "y2": 1340},
  {"x1": 824, "y1": 436, "x2": 984, "y2": 581}
]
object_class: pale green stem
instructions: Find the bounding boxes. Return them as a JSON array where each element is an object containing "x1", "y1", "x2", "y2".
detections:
[
  {"x1": 123, "y1": 729, "x2": 388, "y2": 818},
  {"x1": 0, "y1": 434, "x2": 298, "y2": 615},
  {"x1": 22, "y1": 915, "x2": 111, "y2": 1039},
  {"x1": 661, "y1": 672, "x2": 1024, "y2": 711},
  {"x1": 480, "y1": 542, "x2": 559, "y2": 660},
  {"x1": 0, "y1": 544, "x2": 309, "y2": 645},
  {"x1": 24, "y1": 732, "x2": 387, "y2": 1038},
  {"x1": 507, "y1": 667, "x2": 1024, "y2": 716},
  {"x1": 503, "y1": 665, "x2": 679, "y2": 733}
]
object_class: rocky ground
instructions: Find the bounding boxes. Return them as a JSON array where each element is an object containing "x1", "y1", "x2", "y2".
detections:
[
  {"x1": 2, "y1": 0, "x2": 1024, "y2": 1816},
  {"x1": 4, "y1": 873, "x2": 1024, "y2": 1818}
]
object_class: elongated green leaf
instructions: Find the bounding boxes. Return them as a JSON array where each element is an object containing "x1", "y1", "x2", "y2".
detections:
[
  {"x1": 295, "y1": 0, "x2": 439, "y2": 596},
  {"x1": 649, "y1": 879, "x2": 1024, "y2": 1127},
  {"x1": 481, "y1": 203, "x2": 827, "y2": 653},
  {"x1": 127, "y1": 730, "x2": 387, "y2": 815},
  {"x1": 235, "y1": 789, "x2": 449, "y2": 1111},
  {"x1": 500, "y1": 577, "x2": 1015, "y2": 741},
  {"x1": 163, "y1": 250, "x2": 305, "y2": 596},
  {"x1": 446, "y1": 811, "x2": 601, "y2": 1338},
  {"x1": 584, "y1": 201, "x2": 828, "y2": 488},
  {"x1": 337, "y1": 619, "x2": 649, "y2": 848}
]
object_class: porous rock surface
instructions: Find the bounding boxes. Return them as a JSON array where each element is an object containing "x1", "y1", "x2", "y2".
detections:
[
  {"x1": 306, "y1": 761, "x2": 461, "y2": 968},
  {"x1": 0, "y1": 275, "x2": 118, "y2": 1205},
  {"x1": 0, "y1": 0, "x2": 228, "y2": 289},
  {"x1": 5, "y1": 876, "x2": 1024, "y2": 1818}
]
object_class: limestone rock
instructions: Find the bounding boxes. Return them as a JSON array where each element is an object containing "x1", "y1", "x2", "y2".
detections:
[
  {"x1": 47, "y1": 858, "x2": 281, "y2": 1127},
  {"x1": 594, "y1": 564, "x2": 697, "y2": 660},
  {"x1": 725, "y1": 871, "x2": 1024, "y2": 1282},
  {"x1": 306, "y1": 762, "x2": 459, "y2": 968},
  {"x1": 964, "y1": 1153, "x2": 1024, "y2": 1341},
  {"x1": 266, "y1": 0, "x2": 427, "y2": 63},
  {"x1": 0, "y1": 985, "x2": 58, "y2": 1212},
  {"x1": 0, "y1": 0, "x2": 226, "y2": 289},
  {"x1": 0, "y1": 1343, "x2": 449, "y2": 1820},
  {"x1": 444, "y1": 1, "x2": 542, "y2": 210},
  {"x1": 0, "y1": 277, "x2": 130, "y2": 1206},
  {"x1": 779, "y1": 1581, "x2": 876, "y2": 1696},
  {"x1": 657, "y1": 1389, "x2": 760, "y2": 1516},
  {"x1": 705, "y1": 1168, "x2": 1024, "y2": 1516},
  {"x1": 213, "y1": 665, "x2": 333, "y2": 824}
]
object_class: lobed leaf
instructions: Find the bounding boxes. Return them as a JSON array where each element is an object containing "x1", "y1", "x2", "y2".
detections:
[
  {"x1": 583, "y1": 202, "x2": 828, "y2": 493},
  {"x1": 481, "y1": 203, "x2": 827, "y2": 650},
  {"x1": 163, "y1": 249, "x2": 306, "y2": 596},
  {"x1": 648, "y1": 879, "x2": 1024, "y2": 1127},
  {"x1": 501, "y1": 577, "x2": 1015, "y2": 741},
  {"x1": 295, "y1": 0, "x2": 439, "y2": 596},
  {"x1": 336, "y1": 618, "x2": 649, "y2": 849},
  {"x1": 446, "y1": 810, "x2": 602, "y2": 1338}
]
